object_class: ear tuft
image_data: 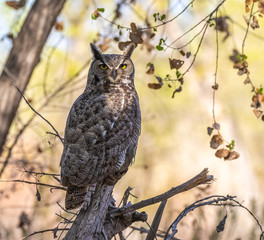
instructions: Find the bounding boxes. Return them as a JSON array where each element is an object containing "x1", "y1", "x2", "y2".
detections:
[
  {"x1": 123, "y1": 42, "x2": 136, "y2": 59},
  {"x1": 90, "y1": 43, "x2": 104, "y2": 61}
]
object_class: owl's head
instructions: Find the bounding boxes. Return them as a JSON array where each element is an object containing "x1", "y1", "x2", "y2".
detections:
[{"x1": 88, "y1": 43, "x2": 135, "y2": 87}]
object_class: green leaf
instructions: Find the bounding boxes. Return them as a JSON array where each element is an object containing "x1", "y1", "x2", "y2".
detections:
[
  {"x1": 153, "y1": 13, "x2": 157, "y2": 22},
  {"x1": 91, "y1": 13, "x2": 97, "y2": 20},
  {"x1": 259, "y1": 87, "x2": 263, "y2": 94},
  {"x1": 176, "y1": 70, "x2": 181, "y2": 79},
  {"x1": 159, "y1": 38, "x2": 165, "y2": 45},
  {"x1": 153, "y1": 27, "x2": 157, "y2": 32},
  {"x1": 147, "y1": 62, "x2": 153, "y2": 67},
  {"x1": 156, "y1": 45, "x2": 164, "y2": 51},
  {"x1": 229, "y1": 140, "x2": 235, "y2": 150},
  {"x1": 160, "y1": 14, "x2": 166, "y2": 21},
  {"x1": 97, "y1": 8, "x2": 105, "y2": 12}
]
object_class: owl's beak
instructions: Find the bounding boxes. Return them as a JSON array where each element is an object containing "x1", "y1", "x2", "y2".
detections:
[{"x1": 112, "y1": 70, "x2": 117, "y2": 79}]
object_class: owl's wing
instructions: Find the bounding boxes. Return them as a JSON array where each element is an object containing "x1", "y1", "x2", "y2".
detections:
[{"x1": 60, "y1": 91, "x2": 140, "y2": 188}]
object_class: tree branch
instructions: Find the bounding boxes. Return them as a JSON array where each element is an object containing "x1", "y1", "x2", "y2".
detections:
[{"x1": 109, "y1": 168, "x2": 213, "y2": 217}]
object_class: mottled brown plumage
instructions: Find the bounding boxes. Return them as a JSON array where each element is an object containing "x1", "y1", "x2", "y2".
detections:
[{"x1": 60, "y1": 43, "x2": 141, "y2": 210}]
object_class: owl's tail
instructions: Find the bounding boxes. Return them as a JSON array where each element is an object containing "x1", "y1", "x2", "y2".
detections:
[{"x1": 65, "y1": 184, "x2": 96, "y2": 210}]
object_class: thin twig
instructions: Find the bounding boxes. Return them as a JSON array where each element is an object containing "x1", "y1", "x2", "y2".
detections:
[
  {"x1": 21, "y1": 227, "x2": 70, "y2": 240},
  {"x1": 3, "y1": 66, "x2": 64, "y2": 144},
  {"x1": 165, "y1": 0, "x2": 226, "y2": 50},
  {"x1": 0, "y1": 179, "x2": 66, "y2": 191},
  {"x1": 99, "y1": 0, "x2": 195, "y2": 31}
]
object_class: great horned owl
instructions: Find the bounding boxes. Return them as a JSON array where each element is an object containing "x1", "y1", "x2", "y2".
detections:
[{"x1": 60, "y1": 43, "x2": 141, "y2": 210}]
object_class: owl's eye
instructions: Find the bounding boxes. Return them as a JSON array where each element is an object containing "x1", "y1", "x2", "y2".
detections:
[
  {"x1": 99, "y1": 64, "x2": 108, "y2": 70},
  {"x1": 120, "y1": 64, "x2": 127, "y2": 69}
]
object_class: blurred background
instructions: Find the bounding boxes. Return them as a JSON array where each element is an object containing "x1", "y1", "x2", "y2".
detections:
[{"x1": 0, "y1": 0, "x2": 264, "y2": 239}]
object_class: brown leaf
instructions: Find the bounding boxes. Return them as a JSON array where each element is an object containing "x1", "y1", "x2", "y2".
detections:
[
  {"x1": 212, "y1": 83, "x2": 219, "y2": 90},
  {"x1": 214, "y1": 17, "x2": 230, "y2": 41},
  {"x1": 129, "y1": 22, "x2": 143, "y2": 44},
  {"x1": 229, "y1": 49, "x2": 240, "y2": 64},
  {"x1": 216, "y1": 215, "x2": 227, "y2": 232},
  {"x1": 245, "y1": 0, "x2": 253, "y2": 13},
  {"x1": 146, "y1": 63, "x2": 154, "y2": 74},
  {"x1": 244, "y1": 76, "x2": 251, "y2": 84},
  {"x1": 130, "y1": 22, "x2": 137, "y2": 32},
  {"x1": 213, "y1": 122, "x2": 220, "y2": 130},
  {"x1": 18, "y1": 211, "x2": 30, "y2": 229},
  {"x1": 179, "y1": 50, "x2": 185, "y2": 56},
  {"x1": 55, "y1": 21, "x2": 64, "y2": 31},
  {"x1": 5, "y1": 0, "x2": 25, "y2": 10},
  {"x1": 155, "y1": 76, "x2": 163, "y2": 85},
  {"x1": 258, "y1": 0, "x2": 264, "y2": 14},
  {"x1": 169, "y1": 58, "x2": 184, "y2": 70},
  {"x1": 210, "y1": 134, "x2": 223, "y2": 149},
  {"x1": 148, "y1": 83, "x2": 162, "y2": 90},
  {"x1": 244, "y1": 16, "x2": 250, "y2": 25},
  {"x1": 253, "y1": 109, "x2": 263, "y2": 118},
  {"x1": 215, "y1": 149, "x2": 230, "y2": 159},
  {"x1": 257, "y1": 94, "x2": 264, "y2": 102},
  {"x1": 250, "y1": 16, "x2": 260, "y2": 29},
  {"x1": 118, "y1": 41, "x2": 133, "y2": 51},
  {"x1": 172, "y1": 86, "x2": 182, "y2": 98},
  {"x1": 93, "y1": 9, "x2": 100, "y2": 18},
  {"x1": 207, "y1": 127, "x2": 214, "y2": 136},
  {"x1": 224, "y1": 150, "x2": 240, "y2": 160},
  {"x1": 178, "y1": 78, "x2": 184, "y2": 85}
]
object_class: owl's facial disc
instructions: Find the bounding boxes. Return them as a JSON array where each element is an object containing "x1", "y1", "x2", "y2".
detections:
[{"x1": 92, "y1": 57, "x2": 134, "y2": 85}]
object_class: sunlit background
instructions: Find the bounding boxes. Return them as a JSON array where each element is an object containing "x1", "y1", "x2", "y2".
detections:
[{"x1": 0, "y1": 0, "x2": 264, "y2": 239}]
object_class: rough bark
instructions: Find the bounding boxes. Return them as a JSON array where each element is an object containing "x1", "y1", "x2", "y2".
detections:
[
  {"x1": 0, "y1": 0, "x2": 66, "y2": 156},
  {"x1": 64, "y1": 182, "x2": 114, "y2": 240}
]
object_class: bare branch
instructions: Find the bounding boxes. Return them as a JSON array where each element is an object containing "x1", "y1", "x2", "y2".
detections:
[
  {"x1": 21, "y1": 227, "x2": 70, "y2": 240},
  {"x1": 109, "y1": 168, "x2": 213, "y2": 217},
  {"x1": 3, "y1": 66, "x2": 64, "y2": 144},
  {"x1": 0, "y1": 179, "x2": 66, "y2": 191}
]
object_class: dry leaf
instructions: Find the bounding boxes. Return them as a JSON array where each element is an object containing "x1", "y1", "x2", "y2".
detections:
[
  {"x1": 169, "y1": 58, "x2": 184, "y2": 70},
  {"x1": 258, "y1": 0, "x2": 264, "y2": 14},
  {"x1": 229, "y1": 49, "x2": 240, "y2": 64},
  {"x1": 118, "y1": 41, "x2": 133, "y2": 51},
  {"x1": 179, "y1": 50, "x2": 185, "y2": 56},
  {"x1": 146, "y1": 63, "x2": 154, "y2": 75},
  {"x1": 224, "y1": 150, "x2": 240, "y2": 160},
  {"x1": 55, "y1": 21, "x2": 64, "y2": 31},
  {"x1": 148, "y1": 83, "x2": 162, "y2": 89},
  {"x1": 129, "y1": 22, "x2": 143, "y2": 44},
  {"x1": 250, "y1": 16, "x2": 260, "y2": 29},
  {"x1": 257, "y1": 94, "x2": 264, "y2": 102},
  {"x1": 207, "y1": 127, "x2": 214, "y2": 136},
  {"x1": 245, "y1": 0, "x2": 253, "y2": 13},
  {"x1": 213, "y1": 122, "x2": 220, "y2": 130},
  {"x1": 253, "y1": 109, "x2": 263, "y2": 118},
  {"x1": 93, "y1": 9, "x2": 100, "y2": 18},
  {"x1": 210, "y1": 134, "x2": 223, "y2": 149},
  {"x1": 244, "y1": 76, "x2": 251, "y2": 84},
  {"x1": 214, "y1": 17, "x2": 230, "y2": 41},
  {"x1": 216, "y1": 215, "x2": 227, "y2": 232},
  {"x1": 155, "y1": 76, "x2": 163, "y2": 85},
  {"x1": 212, "y1": 83, "x2": 219, "y2": 90},
  {"x1": 5, "y1": 0, "x2": 25, "y2": 10},
  {"x1": 215, "y1": 149, "x2": 230, "y2": 159}
]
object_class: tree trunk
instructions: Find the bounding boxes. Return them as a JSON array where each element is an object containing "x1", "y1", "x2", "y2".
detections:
[
  {"x1": 0, "y1": 0, "x2": 66, "y2": 156},
  {"x1": 64, "y1": 182, "x2": 114, "y2": 240}
]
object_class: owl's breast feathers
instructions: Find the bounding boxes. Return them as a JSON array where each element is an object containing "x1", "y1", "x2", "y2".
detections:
[{"x1": 60, "y1": 86, "x2": 141, "y2": 188}]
